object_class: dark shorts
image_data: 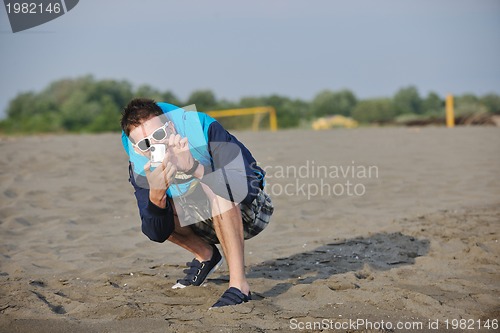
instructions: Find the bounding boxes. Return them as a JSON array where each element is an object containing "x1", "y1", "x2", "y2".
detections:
[{"x1": 179, "y1": 188, "x2": 274, "y2": 245}]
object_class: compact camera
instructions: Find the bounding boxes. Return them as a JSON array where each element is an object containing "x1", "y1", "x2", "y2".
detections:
[{"x1": 150, "y1": 144, "x2": 166, "y2": 168}]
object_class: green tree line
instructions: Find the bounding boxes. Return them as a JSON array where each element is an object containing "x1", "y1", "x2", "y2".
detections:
[{"x1": 1, "y1": 75, "x2": 499, "y2": 134}]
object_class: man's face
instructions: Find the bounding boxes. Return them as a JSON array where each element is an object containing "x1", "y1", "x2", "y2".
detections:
[{"x1": 129, "y1": 115, "x2": 174, "y2": 157}]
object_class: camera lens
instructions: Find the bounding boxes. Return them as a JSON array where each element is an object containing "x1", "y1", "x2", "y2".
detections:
[{"x1": 151, "y1": 146, "x2": 156, "y2": 152}]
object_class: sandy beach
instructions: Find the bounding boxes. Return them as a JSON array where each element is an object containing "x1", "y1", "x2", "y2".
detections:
[{"x1": 0, "y1": 127, "x2": 499, "y2": 332}]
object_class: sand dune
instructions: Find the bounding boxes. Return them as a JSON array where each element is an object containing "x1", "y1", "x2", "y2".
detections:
[{"x1": 0, "y1": 127, "x2": 499, "y2": 332}]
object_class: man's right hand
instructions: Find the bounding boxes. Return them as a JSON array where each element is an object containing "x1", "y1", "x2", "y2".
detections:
[{"x1": 144, "y1": 151, "x2": 177, "y2": 209}]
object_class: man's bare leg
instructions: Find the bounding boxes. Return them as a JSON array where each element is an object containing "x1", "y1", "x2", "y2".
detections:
[
  {"x1": 167, "y1": 198, "x2": 213, "y2": 262},
  {"x1": 210, "y1": 195, "x2": 250, "y2": 296},
  {"x1": 167, "y1": 189, "x2": 250, "y2": 296}
]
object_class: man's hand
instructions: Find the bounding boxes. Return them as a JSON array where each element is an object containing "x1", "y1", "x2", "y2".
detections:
[
  {"x1": 167, "y1": 134, "x2": 195, "y2": 173},
  {"x1": 145, "y1": 151, "x2": 177, "y2": 209}
]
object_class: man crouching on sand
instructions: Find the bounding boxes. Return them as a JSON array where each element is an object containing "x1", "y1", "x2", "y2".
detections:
[{"x1": 120, "y1": 98, "x2": 273, "y2": 308}]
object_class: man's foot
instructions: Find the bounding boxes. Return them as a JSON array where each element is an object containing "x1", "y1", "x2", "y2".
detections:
[
  {"x1": 210, "y1": 287, "x2": 252, "y2": 308},
  {"x1": 172, "y1": 244, "x2": 223, "y2": 289}
]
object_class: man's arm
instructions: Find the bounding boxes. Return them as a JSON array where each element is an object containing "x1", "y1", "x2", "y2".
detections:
[
  {"x1": 193, "y1": 121, "x2": 264, "y2": 205},
  {"x1": 129, "y1": 163, "x2": 175, "y2": 243}
]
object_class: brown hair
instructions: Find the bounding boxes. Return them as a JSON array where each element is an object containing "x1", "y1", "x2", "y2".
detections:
[{"x1": 121, "y1": 98, "x2": 163, "y2": 136}]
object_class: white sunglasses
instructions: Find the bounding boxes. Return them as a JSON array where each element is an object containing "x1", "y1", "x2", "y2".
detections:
[{"x1": 132, "y1": 122, "x2": 171, "y2": 152}]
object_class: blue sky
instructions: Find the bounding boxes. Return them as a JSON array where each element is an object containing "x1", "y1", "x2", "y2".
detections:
[{"x1": 1, "y1": 0, "x2": 499, "y2": 117}]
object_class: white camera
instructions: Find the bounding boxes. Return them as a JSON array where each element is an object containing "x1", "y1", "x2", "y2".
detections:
[{"x1": 150, "y1": 144, "x2": 166, "y2": 168}]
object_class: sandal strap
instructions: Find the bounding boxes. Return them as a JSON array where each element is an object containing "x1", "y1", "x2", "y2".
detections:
[
  {"x1": 173, "y1": 245, "x2": 223, "y2": 289},
  {"x1": 212, "y1": 287, "x2": 251, "y2": 307}
]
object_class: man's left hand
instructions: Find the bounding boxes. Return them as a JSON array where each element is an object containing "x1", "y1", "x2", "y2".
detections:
[{"x1": 167, "y1": 134, "x2": 195, "y2": 173}]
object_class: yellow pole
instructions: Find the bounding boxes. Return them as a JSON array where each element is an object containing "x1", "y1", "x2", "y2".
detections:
[
  {"x1": 446, "y1": 94, "x2": 455, "y2": 128},
  {"x1": 206, "y1": 107, "x2": 278, "y2": 131},
  {"x1": 252, "y1": 112, "x2": 264, "y2": 131},
  {"x1": 269, "y1": 108, "x2": 278, "y2": 131}
]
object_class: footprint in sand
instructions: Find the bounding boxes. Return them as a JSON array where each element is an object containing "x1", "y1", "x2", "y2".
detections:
[{"x1": 3, "y1": 188, "x2": 18, "y2": 199}]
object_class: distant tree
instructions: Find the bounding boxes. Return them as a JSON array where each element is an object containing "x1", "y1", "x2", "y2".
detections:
[
  {"x1": 480, "y1": 93, "x2": 500, "y2": 114},
  {"x1": 238, "y1": 95, "x2": 307, "y2": 128},
  {"x1": 311, "y1": 89, "x2": 357, "y2": 118},
  {"x1": 278, "y1": 97, "x2": 309, "y2": 128},
  {"x1": 86, "y1": 78, "x2": 133, "y2": 109},
  {"x1": 9, "y1": 75, "x2": 483, "y2": 133},
  {"x1": 351, "y1": 98, "x2": 396, "y2": 123},
  {"x1": 161, "y1": 90, "x2": 182, "y2": 106},
  {"x1": 213, "y1": 99, "x2": 238, "y2": 110},
  {"x1": 456, "y1": 93, "x2": 479, "y2": 104},
  {"x1": 1, "y1": 75, "x2": 135, "y2": 133},
  {"x1": 6, "y1": 92, "x2": 38, "y2": 120},
  {"x1": 60, "y1": 90, "x2": 99, "y2": 131},
  {"x1": 260, "y1": 94, "x2": 306, "y2": 128},
  {"x1": 44, "y1": 75, "x2": 95, "y2": 106},
  {"x1": 239, "y1": 96, "x2": 265, "y2": 108},
  {"x1": 135, "y1": 84, "x2": 163, "y2": 101},
  {"x1": 454, "y1": 93, "x2": 487, "y2": 116},
  {"x1": 421, "y1": 92, "x2": 443, "y2": 115},
  {"x1": 187, "y1": 90, "x2": 217, "y2": 111},
  {"x1": 311, "y1": 90, "x2": 334, "y2": 118},
  {"x1": 393, "y1": 86, "x2": 422, "y2": 115},
  {"x1": 86, "y1": 95, "x2": 121, "y2": 132}
]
